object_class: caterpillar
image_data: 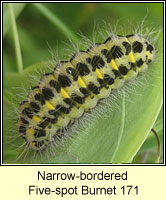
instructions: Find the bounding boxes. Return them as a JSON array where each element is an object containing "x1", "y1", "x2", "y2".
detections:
[{"x1": 17, "y1": 33, "x2": 155, "y2": 151}]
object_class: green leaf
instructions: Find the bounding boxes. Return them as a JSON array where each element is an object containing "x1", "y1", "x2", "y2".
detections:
[
  {"x1": 3, "y1": 93, "x2": 22, "y2": 163},
  {"x1": 153, "y1": 105, "x2": 163, "y2": 132},
  {"x1": 6, "y1": 61, "x2": 49, "y2": 96}
]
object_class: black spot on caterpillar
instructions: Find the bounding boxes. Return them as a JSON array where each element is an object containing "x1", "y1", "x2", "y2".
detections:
[{"x1": 17, "y1": 34, "x2": 155, "y2": 151}]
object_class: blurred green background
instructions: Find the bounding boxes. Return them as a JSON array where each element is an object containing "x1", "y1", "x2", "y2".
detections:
[{"x1": 3, "y1": 2, "x2": 163, "y2": 163}]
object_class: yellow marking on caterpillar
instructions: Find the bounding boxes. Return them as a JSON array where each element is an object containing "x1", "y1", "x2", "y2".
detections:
[
  {"x1": 78, "y1": 76, "x2": 86, "y2": 87},
  {"x1": 96, "y1": 69, "x2": 103, "y2": 79},
  {"x1": 61, "y1": 88, "x2": 70, "y2": 98},
  {"x1": 110, "y1": 60, "x2": 118, "y2": 70},
  {"x1": 32, "y1": 115, "x2": 42, "y2": 123},
  {"x1": 26, "y1": 128, "x2": 34, "y2": 135},
  {"x1": 128, "y1": 52, "x2": 135, "y2": 63},
  {"x1": 46, "y1": 101, "x2": 55, "y2": 110},
  {"x1": 146, "y1": 51, "x2": 150, "y2": 58}
]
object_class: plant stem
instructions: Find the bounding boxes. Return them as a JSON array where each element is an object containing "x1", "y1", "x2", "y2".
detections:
[
  {"x1": 8, "y1": 3, "x2": 23, "y2": 74},
  {"x1": 33, "y1": 3, "x2": 79, "y2": 43},
  {"x1": 151, "y1": 128, "x2": 161, "y2": 163}
]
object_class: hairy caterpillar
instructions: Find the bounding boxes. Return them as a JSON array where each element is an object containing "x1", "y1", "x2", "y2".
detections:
[{"x1": 17, "y1": 33, "x2": 155, "y2": 152}]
